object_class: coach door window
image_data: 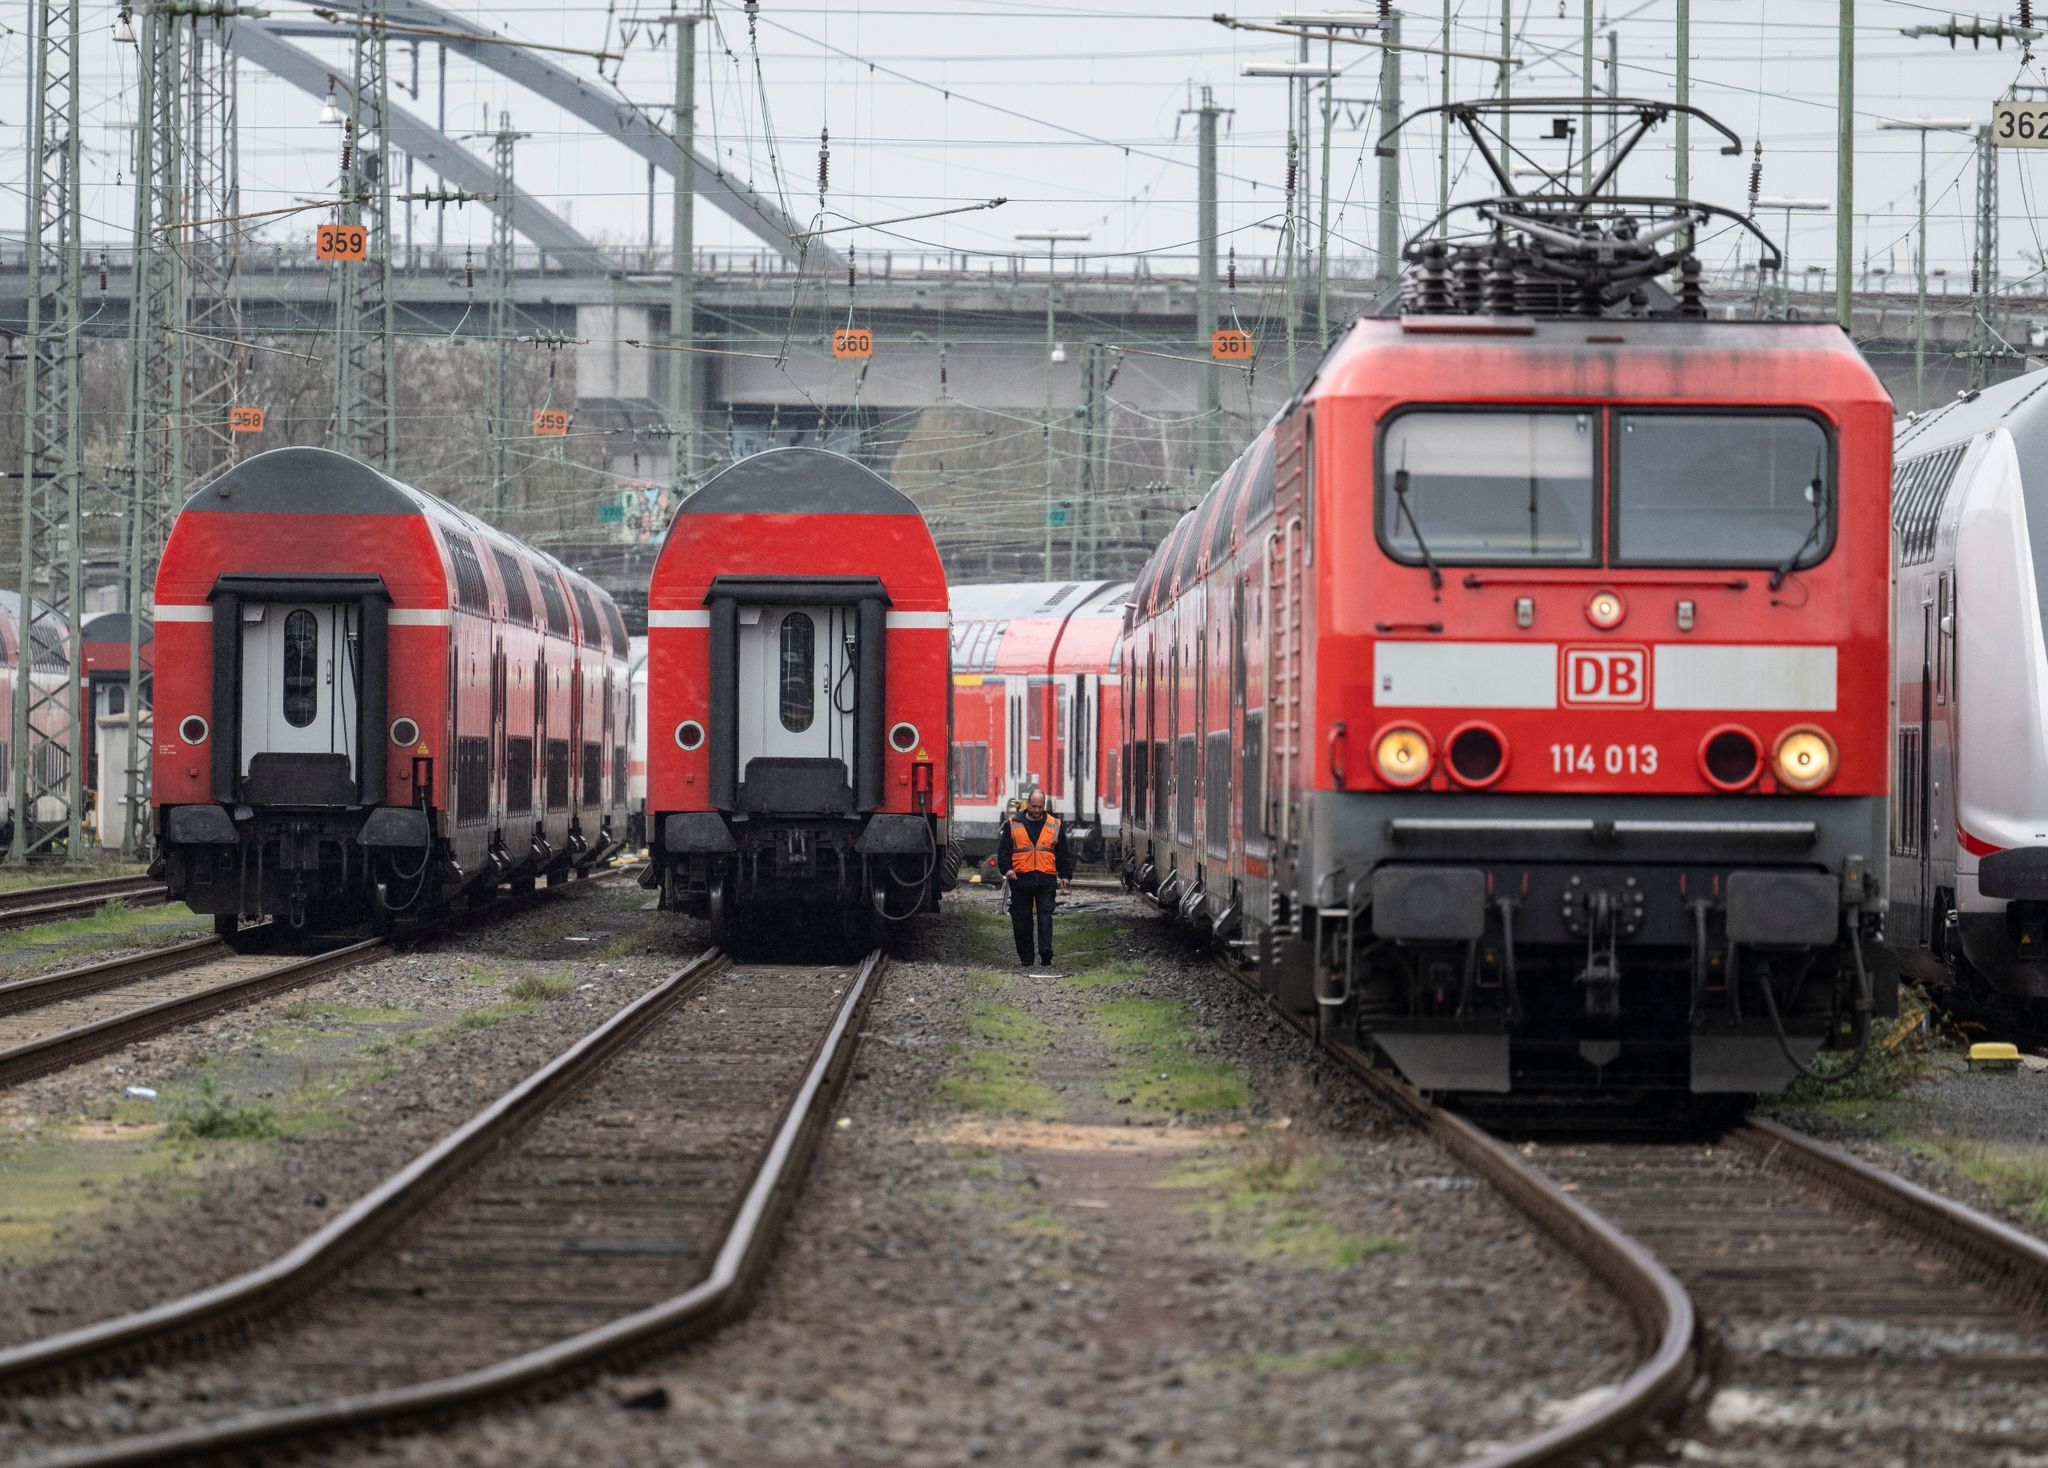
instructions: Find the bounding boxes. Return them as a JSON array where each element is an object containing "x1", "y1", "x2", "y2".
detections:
[
  {"x1": 283, "y1": 611, "x2": 318, "y2": 727},
  {"x1": 778, "y1": 613, "x2": 815, "y2": 733},
  {"x1": 1378, "y1": 410, "x2": 1597, "y2": 564},
  {"x1": 1614, "y1": 412, "x2": 1831, "y2": 568}
]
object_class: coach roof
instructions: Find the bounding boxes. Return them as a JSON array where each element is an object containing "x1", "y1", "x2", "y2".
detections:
[
  {"x1": 676, "y1": 446, "x2": 918, "y2": 519},
  {"x1": 182, "y1": 446, "x2": 434, "y2": 517}
]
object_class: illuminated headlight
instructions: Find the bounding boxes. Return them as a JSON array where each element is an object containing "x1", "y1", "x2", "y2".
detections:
[
  {"x1": 1772, "y1": 727, "x2": 1836, "y2": 791},
  {"x1": 1585, "y1": 588, "x2": 1628, "y2": 630},
  {"x1": 1373, "y1": 726, "x2": 1433, "y2": 788}
]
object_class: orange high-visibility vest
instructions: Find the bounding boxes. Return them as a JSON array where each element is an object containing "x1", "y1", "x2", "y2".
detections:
[{"x1": 1008, "y1": 814, "x2": 1060, "y2": 876}]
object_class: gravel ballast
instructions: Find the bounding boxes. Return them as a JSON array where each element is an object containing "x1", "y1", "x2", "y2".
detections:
[
  {"x1": 281, "y1": 888, "x2": 1640, "y2": 1468},
  {"x1": 0, "y1": 875, "x2": 695, "y2": 1354}
]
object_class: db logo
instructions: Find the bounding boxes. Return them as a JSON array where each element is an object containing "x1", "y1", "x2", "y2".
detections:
[{"x1": 1563, "y1": 646, "x2": 1648, "y2": 707}]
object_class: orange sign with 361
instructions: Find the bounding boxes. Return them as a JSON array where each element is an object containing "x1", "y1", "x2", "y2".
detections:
[{"x1": 1211, "y1": 330, "x2": 1254, "y2": 362}]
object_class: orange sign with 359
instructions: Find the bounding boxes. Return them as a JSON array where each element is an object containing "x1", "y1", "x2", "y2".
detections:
[{"x1": 315, "y1": 223, "x2": 369, "y2": 261}]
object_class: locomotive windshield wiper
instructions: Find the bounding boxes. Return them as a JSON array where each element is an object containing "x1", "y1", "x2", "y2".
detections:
[
  {"x1": 1392, "y1": 468, "x2": 1444, "y2": 594},
  {"x1": 1769, "y1": 471, "x2": 1827, "y2": 592}
]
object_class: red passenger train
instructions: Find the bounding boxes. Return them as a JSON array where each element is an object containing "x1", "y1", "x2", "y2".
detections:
[
  {"x1": 1121, "y1": 100, "x2": 1897, "y2": 1094},
  {"x1": 949, "y1": 580, "x2": 1128, "y2": 861},
  {"x1": 645, "y1": 448, "x2": 956, "y2": 950},
  {"x1": 151, "y1": 448, "x2": 632, "y2": 935}
]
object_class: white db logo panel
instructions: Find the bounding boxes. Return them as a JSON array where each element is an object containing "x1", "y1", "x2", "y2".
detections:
[{"x1": 1563, "y1": 646, "x2": 1648, "y2": 707}]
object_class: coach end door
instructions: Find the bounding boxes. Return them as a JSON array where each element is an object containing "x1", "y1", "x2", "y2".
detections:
[{"x1": 237, "y1": 601, "x2": 361, "y2": 806}]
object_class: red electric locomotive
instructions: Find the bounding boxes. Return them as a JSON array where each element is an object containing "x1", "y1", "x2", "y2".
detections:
[
  {"x1": 645, "y1": 447, "x2": 956, "y2": 950},
  {"x1": 1121, "y1": 99, "x2": 1896, "y2": 1094},
  {"x1": 151, "y1": 447, "x2": 632, "y2": 936}
]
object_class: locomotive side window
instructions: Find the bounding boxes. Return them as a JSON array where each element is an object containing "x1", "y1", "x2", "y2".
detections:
[
  {"x1": 282, "y1": 610, "x2": 318, "y2": 728},
  {"x1": 1379, "y1": 411, "x2": 1597, "y2": 564},
  {"x1": 1613, "y1": 413, "x2": 1831, "y2": 568},
  {"x1": 778, "y1": 612, "x2": 816, "y2": 733}
]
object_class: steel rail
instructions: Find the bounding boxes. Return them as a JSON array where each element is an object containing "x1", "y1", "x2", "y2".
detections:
[
  {"x1": 0, "y1": 867, "x2": 633, "y2": 1089},
  {"x1": 0, "y1": 875, "x2": 168, "y2": 932},
  {"x1": 1737, "y1": 1116, "x2": 2048, "y2": 1315},
  {"x1": 1211, "y1": 955, "x2": 1699, "y2": 1467},
  {"x1": 0, "y1": 936, "x2": 226, "y2": 1019},
  {"x1": 0, "y1": 936, "x2": 396, "y2": 1089},
  {"x1": 5, "y1": 947, "x2": 884, "y2": 1467}
]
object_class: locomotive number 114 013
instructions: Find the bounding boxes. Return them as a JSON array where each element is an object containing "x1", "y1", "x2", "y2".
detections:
[{"x1": 1550, "y1": 742, "x2": 1659, "y2": 775}]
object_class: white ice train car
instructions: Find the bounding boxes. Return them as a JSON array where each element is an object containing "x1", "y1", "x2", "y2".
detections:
[{"x1": 1890, "y1": 369, "x2": 2048, "y2": 1014}]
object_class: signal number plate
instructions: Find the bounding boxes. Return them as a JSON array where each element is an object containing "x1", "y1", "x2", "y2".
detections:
[
  {"x1": 316, "y1": 223, "x2": 369, "y2": 260},
  {"x1": 1551, "y1": 743, "x2": 1659, "y2": 776}
]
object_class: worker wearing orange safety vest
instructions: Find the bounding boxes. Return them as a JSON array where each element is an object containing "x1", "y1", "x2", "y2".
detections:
[{"x1": 996, "y1": 787, "x2": 1073, "y2": 968}]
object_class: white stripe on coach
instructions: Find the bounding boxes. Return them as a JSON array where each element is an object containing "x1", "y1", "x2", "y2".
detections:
[
  {"x1": 647, "y1": 610, "x2": 712, "y2": 629},
  {"x1": 152, "y1": 604, "x2": 213, "y2": 623},
  {"x1": 388, "y1": 608, "x2": 452, "y2": 627},
  {"x1": 1652, "y1": 645, "x2": 1836, "y2": 711},
  {"x1": 1374, "y1": 641, "x2": 1559, "y2": 709},
  {"x1": 885, "y1": 611, "x2": 949, "y2": 629}
]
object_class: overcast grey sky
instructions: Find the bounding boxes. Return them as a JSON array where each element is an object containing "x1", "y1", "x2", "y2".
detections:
[{"x1": 5, "y1": 0, "x2": 2047, "y2": 287}]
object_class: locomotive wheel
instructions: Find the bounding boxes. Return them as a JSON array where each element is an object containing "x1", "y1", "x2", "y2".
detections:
[
  {"x1": 868, "y1": 882, "x2": 889, "y2": 950},
  {"x1": 707, "y1": 878, "x2": 730, "y2": 949}
]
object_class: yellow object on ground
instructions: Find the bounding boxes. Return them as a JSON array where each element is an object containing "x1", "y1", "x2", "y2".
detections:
[{"x1": 1968, "y1": 1042, "x2": 2022, "y2": 1071}]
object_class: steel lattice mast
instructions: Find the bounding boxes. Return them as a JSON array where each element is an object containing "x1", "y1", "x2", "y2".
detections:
[
  {"x1": 183, "y1": 16, "x2": 245, "y2": 484},
  {"x1": 120, "y1": 3, "x2": 188, "y2": 858},
  {"x1": 13, "y1": 0, "x2": 88, "y2": 863},
  {"x1": 334, "y1": 2, "x2": 396, "y2": 468},
  {"x1": 489, "y1": 117, "x2": 523, "y2": 518}
]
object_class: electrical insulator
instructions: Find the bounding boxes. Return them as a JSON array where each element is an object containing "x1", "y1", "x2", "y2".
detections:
[
  {"x1": 847, "y1": 263, "x2": 856, "y2": 289},
  {"x1": 1286, "y1": 140, "x2": 1297, "y2": 195},
  {"x1": 340, "y1": 119, "x2": 354, "y2": 176},
  {"x1": 98, "y1": 258, "x2": 109, "y2": 294},
  {"x1": 2025, "y1": 0, "x2": 2036, "y2": 27},
  {"x1": 464, "y1": 246, "x2": 474, "y2": 290},
  {"x1": 1748, "y1": 142, "x2": 1762, "y2": 211},
  {"x1": 818, "y1": 128, "x2": 830, "y2": 193},
  {"x1": 1378, "y1": 0, "x2": 1390, "y2": 13},
  {"x1": 1972, "y1": 269, "x2": 1981, "y2": 292},
  {"x1": 1228, "y1": 246, "x2": 1237, "y2": 291}
]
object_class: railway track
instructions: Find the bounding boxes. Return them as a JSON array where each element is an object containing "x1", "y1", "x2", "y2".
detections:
[
  {"x1": 1212, "y1": 953, "x2": 2048, "y2": 1466},
  {"x1": 0, "y1": 868, "x2": 630, "y2": 1090},
  {"x1": 1532, "y1": 1119, "x2": 2048, "y2": 1464},
  {"x1": 0, "y1": 875, "x2": 167, "y2": 934},
  {"x1": 0, "y1": 946, "x2": 882, "y2": 1466}
]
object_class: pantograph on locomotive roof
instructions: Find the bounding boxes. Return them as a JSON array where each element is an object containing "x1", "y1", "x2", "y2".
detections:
[{"x1": 1377, "y1": 98, "x2": 1785, "y2": 320}]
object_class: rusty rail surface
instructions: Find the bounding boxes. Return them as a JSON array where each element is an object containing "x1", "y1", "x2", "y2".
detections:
[
  {"x1": 0, "y1": 875, "x2": 168, "y2": 933},
  {"x1": 1211, "y1": 955, "x2": 1699, "y2": 1467},
  {"x1": 0, "y1": 867, "x2": 632, "y2": 1089},
  {"x1": 2, "y1": 946, "x2": 884, "y2": 1467}
]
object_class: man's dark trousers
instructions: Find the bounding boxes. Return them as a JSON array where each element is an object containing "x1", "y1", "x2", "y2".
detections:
[{"x1": 1011, "y1": 875, "x2": 1056, "y2": 965}]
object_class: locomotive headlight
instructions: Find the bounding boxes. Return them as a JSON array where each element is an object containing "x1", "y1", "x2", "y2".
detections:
[
  {"x1": 1373, "y1": 726, "x2": 1433, "y2": 788},
  {"x1": 1772, "y1": 727, "x2": 1837, "y2": 791},
  {"x1": 1585, "y1": 588, "x2": 1628, "y2": 630}
]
